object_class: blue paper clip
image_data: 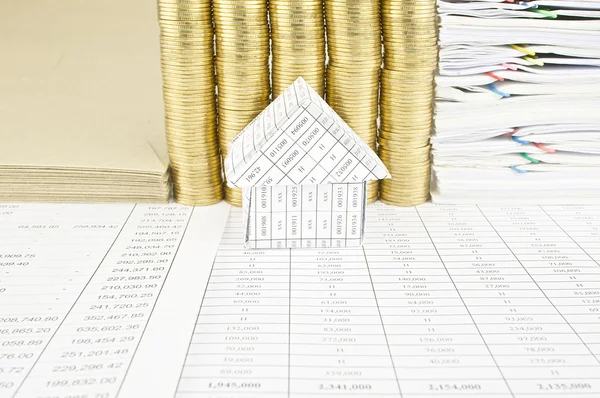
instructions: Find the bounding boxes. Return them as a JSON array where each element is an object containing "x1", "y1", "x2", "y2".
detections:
[
  {"x1": 517, "y1": 1, "x2": 538, "y2": 9},
  {"x1": 510, "y1": 165, "x2": 528, "y2": 174},
  {"x1": 512, "y1": 136, "x2": 530, "y2": 145},
  {"x1": 487, "y1": 84, "x2": 510, "y2": 98}
]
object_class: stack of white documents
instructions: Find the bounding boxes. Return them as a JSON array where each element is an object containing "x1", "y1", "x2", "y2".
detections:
[{"x1": 432, "y1": 0, "x2": 600, "y2": 204}]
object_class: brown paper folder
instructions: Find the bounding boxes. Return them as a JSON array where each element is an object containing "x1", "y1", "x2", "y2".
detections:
[{"x1": 0, "y1": 0, "x2": 171, "y2": 203}]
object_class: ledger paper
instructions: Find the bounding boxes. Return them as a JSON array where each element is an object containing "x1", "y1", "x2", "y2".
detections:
[
  {"x1": 176, "y1": 203, "x2": 600, "y2": 397},
  {"x1": 1, "y1": 203, "x2": 599, "y2": 397}
]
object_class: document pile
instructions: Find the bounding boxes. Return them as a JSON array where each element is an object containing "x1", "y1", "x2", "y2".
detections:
[
  {"x1": 432, "y1": 0, "x2": 600, "y2": 204},
  {"x1": 0, "y1": 134, "x2": 171, "y2": 203},
  {"x1": 0, "y1": 0, "x2": 171, "y2": 203}
]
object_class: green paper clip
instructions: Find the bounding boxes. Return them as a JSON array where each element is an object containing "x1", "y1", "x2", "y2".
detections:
[
  {"x1": 521, "y1": 153, "x2": 540, "y2": 163},
  {"x1": 531, "y1": 8, "x2": 558, "y2": 19}
]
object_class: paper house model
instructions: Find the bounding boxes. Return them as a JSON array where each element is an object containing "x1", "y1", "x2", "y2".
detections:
[{"x1": 224, "y1": 77, "x2": 391, "y2": 249}]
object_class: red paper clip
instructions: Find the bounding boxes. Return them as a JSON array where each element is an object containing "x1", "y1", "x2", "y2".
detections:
[
  {"x1": 502, "y1": 127, "x2": 520, "y2": 137},
  {"x1": 534, "y1": 142, "x2": 556, "y2": 153},
  {"x1": 486, "y1": 72, "x2": 505, "y2": 81}
]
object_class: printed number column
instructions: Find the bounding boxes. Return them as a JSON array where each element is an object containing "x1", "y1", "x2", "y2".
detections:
[
  {"x1": 289, "y1": 245, "x2": 401, "y2": 396},
  {"x1": 542, "y1": 205, "x2": 600, "y2": 362},
  {"x1": 0, "y1": 204, "x2": 131, "y2": 397},
  {"x1": 177, "y1": 209, "x2": 290, "y2": 396},
  {"x1": 15, "y1": 204, "x2": 192, "y2": 397},
  {"x1": 372, "y1": 203, "x2": 511, "y2": 397},
  {"x1": 479, "y1": 205, "x2": 600, "y2": 396}
]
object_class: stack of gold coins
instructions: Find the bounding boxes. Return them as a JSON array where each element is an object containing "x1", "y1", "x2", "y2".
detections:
[
  {"x1": 270, "y1": 0, "x2": 326, "y2": 98},
  {"x1": 379, "y1": 0, "x2": 437, "y2": 206},
  {"x1": 157, "y1": 0, "x2": 223, "y2": 205},
  {"x1": 325, "y1": 0, "x2": 381, "y2": 203},
  {"x1": 214, "y1": 0, "x2": 270, "y2": 207}
]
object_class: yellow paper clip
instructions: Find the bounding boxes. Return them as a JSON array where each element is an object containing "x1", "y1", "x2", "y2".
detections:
[
  {"x1": 510, "y1": 44, "x2": 536, "y2": 57},
  {"x1": 524, "y1": 56, "x2": 544, "y2": 66}
]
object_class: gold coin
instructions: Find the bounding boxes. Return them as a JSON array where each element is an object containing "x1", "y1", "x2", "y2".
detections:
[
  {"x1": 327, "y1": 64, "x2": 380, "y2": 75},
  {"x1": 174, "y1": 187, "x2": 224, "y2": 199},
  {"x1": 327, "y1": 84, "x2": 380, "y2": 96},
  {"x1": 381, "y1": 174, "x2": 430, "y2": 184},
  {"x1": 379, "y1": 156, "x2": 431, "y2": 166},
  {"x1": 381, "y1": 175, "x2": 431, "y2": 184},
  {"x1": 379, "y1": 196, "x2": 429, "y2": 207},
  {"x1": 174, "y1": 193, "x2": 223, "y2": 204},
  {"x1": 224, "y1": 185, "x2": 243, "y2": 207},
  {"x1": 380, "y1": 184, "x2": 430, "y2": 196},
  {"x1": 173, "y1": 180, "x2": 223, "y2": 192},
  {"x1": 169, "y1": 150, "x2": 222, "y2": 162},
  {"x1": 163, "y1": 110, "x2": 217, "y2": 120},
  {"x1": 170, "y1": 171, "x2": 223, "y2": 185},
  {"x1": 215, "y1": 68, "x2": 270, "y2": 79},
  {"x1": 379, "y1": 161, "x2": 431, "y2": 171},
  {"x1": 378, "y1": 136, "x2": 430, "y2": 148},
  {"x1": 167, "y1": 144, "x2": 220, "y2": 155},
  {"x1": 172, "y1": 183, "x2": 223, "y2": 197}
]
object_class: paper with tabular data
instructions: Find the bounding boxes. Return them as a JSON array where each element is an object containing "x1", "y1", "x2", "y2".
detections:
[
  {"x1": 2, "y1": 203, "x2": 600, "y2": 398},
  {"x1": 0, "y1": 202, "x2": 229, "y2": 398},
  {"x1": 243, "y1": 183, "x2": 366, "y2": 248},
  {"x1": 177, "y1": 203, "x2": 600, "y2": 397}
]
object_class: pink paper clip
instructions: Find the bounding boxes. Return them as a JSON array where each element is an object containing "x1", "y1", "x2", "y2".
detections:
[
  {"x1": 502, "y1": 127, "x2": 520, "y2": 137},
  {"x1": 534, "y1": 142, "x2": 556, "y2": 153},
  {"x1": 501, "y1": 63, "x2": 518, "y2": 71},
  {"x1": 486, "y1": 72, "x2": 505, "y2": 81}
]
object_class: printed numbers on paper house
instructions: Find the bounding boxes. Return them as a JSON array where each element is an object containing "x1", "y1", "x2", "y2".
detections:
[{"x1": 224, "y1": 77, "x2": 391, "y2": 249}]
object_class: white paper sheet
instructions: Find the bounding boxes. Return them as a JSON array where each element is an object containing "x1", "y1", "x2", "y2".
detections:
[
  {"x1": 0, "y1": 202, "x2": 229, "y2": 398},
  {"x1": 176, "y1": 203, "x2": 600, "y2": 397},
  {"x1": 2, "y1": 203, "x2": 600, "y2": 398}
]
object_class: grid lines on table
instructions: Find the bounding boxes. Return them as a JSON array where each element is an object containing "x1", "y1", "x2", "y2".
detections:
[
  {"x1": 246, "y1": 183, "x2": 364, "y2": 248},
  {"x1": 175, "y1": 203, "x2": 600, "y2": 398}
]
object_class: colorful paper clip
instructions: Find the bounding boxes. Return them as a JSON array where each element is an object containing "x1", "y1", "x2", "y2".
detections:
[
  {"x1": 531, "y1": 8, "x2": 558, "y2": 18},
  {"x1": 534, "y1": 142, "x2": 557, "y2": 153},
  {"x1": 518, "y1": 1, "x2": 538, "y2": 9},
  {"x1": 510, "y1": 165, "x2": 528, "y2": 174},
  {"x1": 487, "y1": 84, "x2": 510, "y2": 98},
  {"x1": 501, "y1": 63, "x2": 518, "y2": 71},
  {"x1": 512, "y1": 136, "x2": 530, "y2": 145},
  {"x1": 524, "y1": 56, "x2": 544, "y2": 66},
  {"x1": 520, "y1": 153, "x2": 540, "y2": 163},
  {"x1": 486, "y1": 72, "x2": 505, "y2": 81},
  {"x1": 503, "y1": 127, "x2": 520, "y2": 137},
  {"x1": 510, "y1": 44, "x2": 536, "y2": 57},
  {"x1": 506, "y1": 0, "x2": 538, "y2": 8}
]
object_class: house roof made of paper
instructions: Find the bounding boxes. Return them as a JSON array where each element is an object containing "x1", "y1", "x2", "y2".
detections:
[{"x1": 224, "y1": 77, "x2": 390, "y2": 188}]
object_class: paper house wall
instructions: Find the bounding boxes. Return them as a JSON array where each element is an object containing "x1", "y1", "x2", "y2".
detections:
[{"x1": 224, "y1": 77, "x2": 390, "y2": 248}]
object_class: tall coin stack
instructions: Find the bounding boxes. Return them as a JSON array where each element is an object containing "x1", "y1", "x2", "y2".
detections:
[
  {"x1": 270, "y1": 0, "x2": 326, "y2": 98},
  {"x1": 379, "y1": 0, "x2": 437, "y2": 206},
  {"x1": 325, "y1": 0, "x2": 381, "y2": 204},
  {"x1": 214, "y1": 0, "x2": 270, "y2": 207},
  {"x1": 157, "y1": 0, "x2": 223, "y2": 206}
]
